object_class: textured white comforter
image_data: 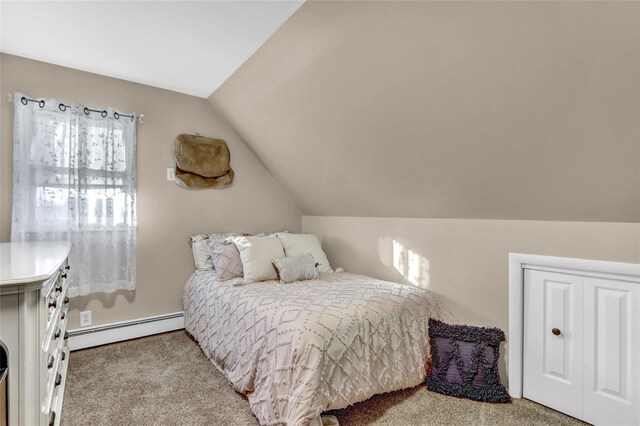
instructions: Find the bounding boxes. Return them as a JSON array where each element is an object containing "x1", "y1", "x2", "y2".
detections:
[{"x1": 183, "y1": 271, "x2": 450, "y2": 426}]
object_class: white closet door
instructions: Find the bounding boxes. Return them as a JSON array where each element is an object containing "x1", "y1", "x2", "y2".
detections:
[
  {"x1": 583, "y1": 277, "x2": 639, "y2": 426},
  {"x1": 523, "y1": 269, "x2": 583, "y2": 419}
]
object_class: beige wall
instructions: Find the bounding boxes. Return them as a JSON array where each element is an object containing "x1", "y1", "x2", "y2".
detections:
[
  {"x1": 210, "y1": 1, "x2": 640, "y2": 222},
  {"x1": 303, "y1": 216, "x2": 640, "y2": 381},
  {"x1": 2, "y1": 0, "x2": 639, "y2": 342},
  {"x1": 0, "y1": 54, "x2": 302, "y2": 329}
]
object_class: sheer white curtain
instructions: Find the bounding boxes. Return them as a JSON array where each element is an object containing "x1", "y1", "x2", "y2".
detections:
[{"x1": 11, "y1": 92, "x2": 137, "y2": 297}]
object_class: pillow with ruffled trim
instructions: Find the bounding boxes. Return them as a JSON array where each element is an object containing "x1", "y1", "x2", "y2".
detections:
[{"x1": 426, "y1": 318, "x2": 511, "y2": 403}]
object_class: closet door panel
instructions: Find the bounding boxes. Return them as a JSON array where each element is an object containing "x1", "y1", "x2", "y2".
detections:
[
  {"x1": 523, "y1": 269, "x2": 583, "y2": 419},
  {"x1": 583, "y1": 277, "x2": 639, "y2": 426}
]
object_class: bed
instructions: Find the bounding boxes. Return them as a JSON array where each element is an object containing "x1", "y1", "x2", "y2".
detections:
[{"x1": 183, "y1": 270, "x2": 451, "y2": 426}]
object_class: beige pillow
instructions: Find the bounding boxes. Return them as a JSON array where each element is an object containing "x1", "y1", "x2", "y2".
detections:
[
  {"x1": 209, "y1": 240, "x2": 243, "y2": 281},
  {"x1": 233, "y1": 236, "x2": 285, "y2": 282},
  {"x1": 272, "y1": 254, "x2": 319, "y2": 284},
  {"x1": 276, "y1": 233, "x2": 333, "y2": 273}
]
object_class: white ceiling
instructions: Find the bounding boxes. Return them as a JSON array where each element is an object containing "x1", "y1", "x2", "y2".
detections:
[{"x1": 0, "y1": 1, "x2": 302, "y2": 98}]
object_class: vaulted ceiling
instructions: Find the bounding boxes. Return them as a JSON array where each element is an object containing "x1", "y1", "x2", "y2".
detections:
[
  {"x1": 209, "y1": 1, "x2": 640, "y2": 222},
  {"x1": 0, "y1": 1, "x2": 302, "y2": 97},
  {"x1": 2, "y1": 1, "x2": 638, "y2": 222}
]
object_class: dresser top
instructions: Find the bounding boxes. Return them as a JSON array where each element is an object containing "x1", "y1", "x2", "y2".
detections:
[{"x1": 0, "y1": 242, "x2": 71, "y2": 286}]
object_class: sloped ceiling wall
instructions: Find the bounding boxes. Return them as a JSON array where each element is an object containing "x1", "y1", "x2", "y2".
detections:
[{"x1": 209, "y1": 1, "x2": 640, "y2": 222}]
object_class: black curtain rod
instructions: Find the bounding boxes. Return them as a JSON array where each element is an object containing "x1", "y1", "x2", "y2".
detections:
[{"x1": 19, "y1": 96, "x2": 142, "y2": 122}]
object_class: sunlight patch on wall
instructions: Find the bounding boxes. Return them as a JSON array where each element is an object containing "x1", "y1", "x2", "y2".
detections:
[{"x1": 392, "y1": 239, "x2": 430, "y2": 288}]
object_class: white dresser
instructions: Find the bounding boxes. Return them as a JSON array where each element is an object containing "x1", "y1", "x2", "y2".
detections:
[{"x1": 0, "y1": 242, "x2": 71, "y2": 426}]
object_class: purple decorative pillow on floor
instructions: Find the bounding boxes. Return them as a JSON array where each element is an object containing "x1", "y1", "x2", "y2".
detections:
[{"x1": 426, "y1": 318, "x2": 511, "y2": 403}]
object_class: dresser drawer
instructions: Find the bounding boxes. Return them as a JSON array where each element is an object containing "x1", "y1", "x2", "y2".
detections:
[
  {"x1": 44, "y1": 273, "x2": 61, "y2": 327},
  {"x1": 46, "y1": 264, "x2": 69, "y2": 327},
  {"x1": 44, "y1": 307, "x2": 68, "y2": 394},
  {"x1": 43, "y1": 343, "x2": 69, "y2": 426},
  {"x1": 42, "y1": 281, "x2": 69, "y2": 355}
]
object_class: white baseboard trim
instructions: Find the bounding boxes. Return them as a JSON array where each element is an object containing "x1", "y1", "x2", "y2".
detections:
[{"x1": 68, "y1": 311, "x2": 184, "y2": 351}]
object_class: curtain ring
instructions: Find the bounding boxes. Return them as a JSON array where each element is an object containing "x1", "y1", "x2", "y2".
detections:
[
  {"x1": 83, "y1": 107, "x2": 90, "y2": 115},
  {"x1": 20, "y1": 97, "x2": 28, "y2": 105},
  {"x1": 59, "y1": 104, "x2": 67, "y2": 112},
  {"x1": 114, "y1": 112, "x2": 120, "y2": 120},
  {"x1": 101, "y1": 110, "x2": 108, "y2": 118},
  {"x1": 38, "y1": 100, "x2": 45, "y2": 108}
]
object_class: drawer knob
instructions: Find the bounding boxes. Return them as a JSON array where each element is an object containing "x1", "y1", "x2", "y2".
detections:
[
  {"x1": 48, "y1": 411, "x2": 56, "y2": 426},
  {"x1": 61, "y1": 351, "x2": 66, "y2": 361},
  {"x1": 55, "y1": 373, "x2": 62, "y2": 387},
  {"x1": 65, "y1": 265, "x2": 70, "y2": 271},
  {"x1": 55, "y1": 285, "x2": 62, "y2": 292},
  {"x1": 63, "y1": 296, "x2": 70, "y2": 304},
  {"x1": 47, "y1": 354, "x2": 54, "y2": 369},
  {"x1": 552, "y1": 328, "x2": 561, "y2": 336},
  {"x1": 61, "y1": 273, "x2": 67, "y2": 279},
  {"x1": 64, "y1": 331, "x2": 69, "y2": 340},
  {"x1": 48, "y1": 300, "x2": 57, "y2": 309},
  {"x1": 54, "y1": 328, "x2": 61, "y2": 339}
]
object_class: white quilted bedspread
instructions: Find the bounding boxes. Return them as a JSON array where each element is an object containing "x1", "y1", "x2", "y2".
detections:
[{"x1": 183, "y1": 271, "x2": 451, "y2": 426}]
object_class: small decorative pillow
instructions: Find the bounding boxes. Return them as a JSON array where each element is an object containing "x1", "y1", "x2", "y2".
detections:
[
  {"x1": 426, "y1": 318, "x2": 511, "y2": 403},
  {"x1": 272, "y1": 254, "x2": 319, "y2": 284},
  {"x1": 232, "y1": 235, "x2": 286, "y2": 282},
  {"x1": 276, "y1": 233, "x2": 333, "y2": 274},
  {"x1": 209, "y1": 240, "x2": 243, "y2": 281}
]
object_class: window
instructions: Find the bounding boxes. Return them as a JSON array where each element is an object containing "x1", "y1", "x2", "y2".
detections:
[{"x1": 12, "y1": 93, "x2": 138, "y2": 296}]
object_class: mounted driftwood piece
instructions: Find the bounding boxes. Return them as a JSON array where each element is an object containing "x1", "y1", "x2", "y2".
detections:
[{"x1": 173, "y1": 134, "x2": 234, "y2": 189}]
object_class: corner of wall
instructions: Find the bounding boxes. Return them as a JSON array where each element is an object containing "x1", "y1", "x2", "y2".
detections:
[{"x1": 205, "y1": 96, "x2": 302, "y2": 222}]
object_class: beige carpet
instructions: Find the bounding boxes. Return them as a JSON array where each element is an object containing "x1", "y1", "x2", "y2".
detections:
[{"x1": 61, "y1": 331, "x2": 585, "y2": 426}]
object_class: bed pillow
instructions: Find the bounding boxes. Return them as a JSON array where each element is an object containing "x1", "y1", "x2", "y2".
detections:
[
  {"x1": 426, "y1": 318, "x2": 511, "y2": 403},
  {"x1": 189, "y1": 234, "x2": 214, "y2": 270},
  {"x1": 276, "y1": 233, "x2": 333, "y2": 274},
  {"x1": 209, "y1": 240, "x2": 243, "y2": 281},
  {"x1": 272, "y1": 254, "x2": 319, "y2": 284},
  {"x1": 189, "y1": 232, "x2": 245, "y2": 270},
  {"x1": 233, "y1": 236, "x2": 286, "y2": 282},
  {"x1": 189, "y1": 231, "x2": 284, "y2": 271}
]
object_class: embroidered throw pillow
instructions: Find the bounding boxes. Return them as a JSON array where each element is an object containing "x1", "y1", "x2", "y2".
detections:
[
  {"x1": 426, "y1": 318, "x2": 511, "y2": 403},
  {"x1": 209, "y1": 240, "x2": 243, "y2": 281},
  {"x1": 272, "y1": 254, "x2": 319, "y2": 284}
]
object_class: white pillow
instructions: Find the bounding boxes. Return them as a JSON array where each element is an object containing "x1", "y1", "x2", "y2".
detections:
[
  {"x1": 276, "y1": 233, "x2": 333, "y2": 274},
  {"x1": 189, "y1": 234, "x2": 214, "y2": 270},
  {"x1": 233, "y1": 236, "x2": 285, "y2": 282}
]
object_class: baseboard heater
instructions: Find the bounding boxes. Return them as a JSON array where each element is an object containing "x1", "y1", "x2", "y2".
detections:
[{"x1": 68, "y1": 311, "x2": 185, "y2": 351}]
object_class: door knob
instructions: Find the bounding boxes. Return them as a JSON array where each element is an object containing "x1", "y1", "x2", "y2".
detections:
[{"x1": 552, "y1": 328, "x2": 561, "y2": 336}]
